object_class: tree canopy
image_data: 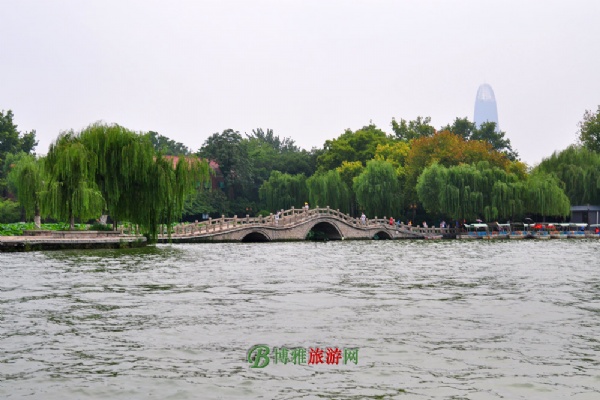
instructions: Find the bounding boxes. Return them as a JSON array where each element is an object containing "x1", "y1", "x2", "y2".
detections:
[
  {"x1": 391, "y1": 116, "x2": 436, "y2": 141},
  {"x1": 7, "y1": 153, "x2": 45, "y2": 221},
  {"x1": 306, "y1": 170, "x2": 351, "y2": 213},
  {"x1": 41, "y1": 132, "x2": 104, "y2": 228},
  {"x1": 534, "y1": 145, "x2": 600, "y2": 205},
  {"x1": 259, "y1": 171, "x2": 308, "y2": 212},
  {"x1": 404, "y1": 131, "x2": 513, "y2": 204},
  {"x1": 577, "y1": 106, "x2": 600, "y2": 153},
  {"x1": 145, "y1": 131, "x2": 191, "y2": 155},
  {"x1": 417, "y1": 161, "x2": 569, "y2": 222},
  {"x1": 38, "y1": 123, "x2": 210, "y2": 237},
  {"x1": 0, "y1": 110, "x2": 38, "y2": 196},
  {"x1": 197, "y1": 129, "x2": 252, "y2": 200},
  {"x1": 317, "y1": 124, "x2": 392, "y2": 172},
  {"x1": 353, "y1": 159, "x2": 401, "y2": 218}
]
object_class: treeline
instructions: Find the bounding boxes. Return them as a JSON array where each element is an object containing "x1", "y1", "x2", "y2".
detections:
[
  {"x1": 4, "y1": 121, "x2": 211, "y2": 238},
  {"x1": 3, "y1": 106, "x2": 600, "y2": 230},
  {"x1": 191, "y1": 110, "x2": 600, "y2": 224}
]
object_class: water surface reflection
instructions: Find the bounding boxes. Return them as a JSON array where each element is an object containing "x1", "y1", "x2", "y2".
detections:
[{"x1": 1, "y1": 241, "x2": 599, "y2": 399}]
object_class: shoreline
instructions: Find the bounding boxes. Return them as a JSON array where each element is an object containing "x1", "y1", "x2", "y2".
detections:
[{"x1": 0, "y1": 232, "x2": 147, "y2": 252}]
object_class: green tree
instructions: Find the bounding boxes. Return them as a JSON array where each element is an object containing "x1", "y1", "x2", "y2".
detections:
[
  {"x1": 0, "y1": 110, "x2": 38, "y2": 195},
  {"x1": 391, "y1": 116, "x2": 436, "y2": 141},
  {"x1": 245, "y1": 128, "x2": 316, "y2": 190},
  {"x1": 79, "y1": 123, "x2": 210, "y2": 237},
  {"x1": 470, "y1": 121, "x2": 518, "y2": 160},
  {"x1": 534, "y1": 145, "x2": 600, "y2": 205},
  {"x1": 353, "y1": 160, "x2": 401, "y2": 218},
  {"x1": 404, "y1": 131, "x2": 512, "y2": 206},
  {"x1": 306, "y1": 170, "x2": 351, "y2": 213},
  {"x1": 417, "y1": 162, "x2": 524, "y2": 222},
  {"x1": 336, "y1": 161, "x2": 364, "y2": 215},
  {"x1": 416, "y1": 162, "x2": 568, "y2": 222},
  {"x1": 0, "y1": 198, "x2": 20, "y2": 223},
  {"x1": 440, "y1": 117, "x2": 476, "y2": 140},
  {"x1": 524, "y1": 172, "x2": 570, "y2": 220},
  {"x1": 317, "y1": 124, "x2": 392, "y2": 171},
  {"x1": 145, "y1": 131, "x2": 191, "y2": 155},
  {"x1": 0, "y1": 110, "x2": 37, "y2": 159},
  {"x1": 7, "y1": 154, "x2": 45, "y2": 226},
  {"x1": 198, "y1": 129, "x2": 253, "y2": 200},
  {"x1": 183, "y1": 186, "x2": 230, "y2": 220},
  {"x1": 41, "y1": 132, "x2": 104, "y2": 229},
  {"x1": 577, "y1": 106, "x2": 600, "y2": 152},
  {"x1": 259, "y1": 171, "x2": 308, "y2": 212}
]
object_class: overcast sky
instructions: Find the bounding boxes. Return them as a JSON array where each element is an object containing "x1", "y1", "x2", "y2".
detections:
[{"x1": 2, "y1": 0, "x2": 599, "y2": 166}]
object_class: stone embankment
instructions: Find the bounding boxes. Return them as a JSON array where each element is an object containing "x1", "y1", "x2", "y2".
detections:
[{"x1": 0, "y1": 230, "x2": 146, "y2": 252}]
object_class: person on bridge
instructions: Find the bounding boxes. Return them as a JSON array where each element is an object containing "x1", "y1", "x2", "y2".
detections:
[
  {"x1": 389, "y1": 217, "x2": 394, "y2": 225},
  {"x1": 361, "y1": 213, "x2": 366, "y2": 225},
  {"x1": 275, "y1": 211, "x2": 281, "y2": 225}
]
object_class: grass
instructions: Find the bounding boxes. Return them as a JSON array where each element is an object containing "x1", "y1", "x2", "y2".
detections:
[{"x1": 0, "y1": 222, "x2": 89, "y2": 236}]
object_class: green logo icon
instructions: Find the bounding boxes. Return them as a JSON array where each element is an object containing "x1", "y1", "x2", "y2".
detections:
[{"x1": 247, "y1": 344, "x2": 270, "y2": 368}]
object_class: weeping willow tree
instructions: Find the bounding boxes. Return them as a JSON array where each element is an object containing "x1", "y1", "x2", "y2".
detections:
[
  {"x1": 353, "y1": 159, "x2": 401, "y2": 217},
  {"x1": 414, "y1": 162, "x2": 446, "y2": 217},
  {"x1": 259, "y1": 171, "x2": 308, "y2": 211},
  {"x1": 78, "y1": 123, "x2": 156, "y2": 228},
  {"x1": 534, "y1": 145, "x2": 600, "y2": 205},
  {"x1": 136, "y1": 154, "x2": 210, "y2": 239},
  {"x1": 38, "y1": 123, "x2": 210, "y2": 238},
  {"x1": 306, "y1": 169, "x2": 351, "y2": 213},
  {"x1": 7, "y1": 154, "x2": 46, "y2": 227},
  {"x1": 524, "y1": 172, "x2": 571, "y2": 220},
  {"x1": 417, "y1": 162, "x2": 517, "y2": 221},
  {"x1": 41, "y1": 132, "x2": 105, "y2": 229},
  {"x1": 77, "y1": 123, "x2": 211, "y2": 239}
]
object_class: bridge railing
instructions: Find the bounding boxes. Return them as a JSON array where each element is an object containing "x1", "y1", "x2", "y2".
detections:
[{"x1": 164, "y1": 206, "x2": 460, "y2": 237}]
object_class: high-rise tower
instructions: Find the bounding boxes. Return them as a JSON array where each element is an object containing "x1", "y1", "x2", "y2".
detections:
[{"x1": 474, "y1": 84, "x2": 499, "y2": 129}]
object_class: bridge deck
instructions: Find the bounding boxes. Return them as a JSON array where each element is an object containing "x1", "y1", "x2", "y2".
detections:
[{"x1": 159, "y1": 207, "x2": 457, "y2": 242}]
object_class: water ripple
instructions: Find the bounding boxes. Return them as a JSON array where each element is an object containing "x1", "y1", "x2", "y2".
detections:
[{"x1": 1, "y1": 241, "x2": 599, "y2": 399}]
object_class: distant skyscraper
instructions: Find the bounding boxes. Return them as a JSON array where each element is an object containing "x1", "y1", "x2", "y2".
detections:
[{"x1": 474, "y1": 84, "x2": 499, "y2": 129}]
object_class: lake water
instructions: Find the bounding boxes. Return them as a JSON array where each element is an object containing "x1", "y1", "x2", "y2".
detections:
[{"x1": 1, "y1": 240, "x2": 599, "y2": 399}]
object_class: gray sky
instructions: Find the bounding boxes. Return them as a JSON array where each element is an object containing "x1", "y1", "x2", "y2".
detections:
[{"x1": 2, "y1": 0, "x2": 599, "y2": 166}]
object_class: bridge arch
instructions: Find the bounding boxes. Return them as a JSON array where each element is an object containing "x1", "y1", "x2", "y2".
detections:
[
  {"x1": 241, "y1": 230, "x2": 271, "y2": 242},
  {"x1": 305, "y1": 221, "x2": 343, "y2": 241},
  {"x1": 373, "y1": 230, "x2": 392, "y2": 240}
]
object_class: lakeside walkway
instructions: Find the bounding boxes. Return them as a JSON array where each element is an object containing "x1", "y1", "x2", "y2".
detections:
[{"x1": 0, "y1": 230, "x2": 146, "y2": 252}]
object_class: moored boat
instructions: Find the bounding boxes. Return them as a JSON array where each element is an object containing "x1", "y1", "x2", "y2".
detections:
[
  {"x1": 458, "y1": 223, "x2": 489, "y2": 239},
  {"x1": 585, "y1": 224, "x2": 600, "y2": 238},
  {"x1": 567, "y1": 223, "x2": 587, "y2": 239}
]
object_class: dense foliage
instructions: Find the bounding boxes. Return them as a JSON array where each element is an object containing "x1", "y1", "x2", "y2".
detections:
[
  {"x1": 10, "y1": 123, "x2": 212, "y2": 238},
  {"x1": 0, "y1": 110, "x2": 38, "y2": 196},
  {"x1": 42, "y1": 133, "x2": 105, "y2": 228},
  {"x1": 417, "y1": 162, "x2": 570, "y2": 221},
  {"x1": 534, "y1": 145, "x2": 600, "y2": 205},
  {"x1": 259, "y1": 171, "x2": 308, "y2": 212},
  {"x1": 577, "y1": 106, "x2": 600, "y2": 152},
  {"x1": 5, "y1": 105, "x2": 599, "y2": 227},
  {"x1": 8, "y1": 154, "x2": 45, "y2": 221},
  {"x1": 306, "y1": 170, "x2": 351, "y2": 213},
  {"x1": 354, "y1": 160, "x2": 401, "y2": 218}
]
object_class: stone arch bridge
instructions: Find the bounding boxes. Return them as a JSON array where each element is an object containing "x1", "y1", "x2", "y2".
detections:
[{"x1": 159, "y1": 207, "x2": 455, "y2": 243}]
